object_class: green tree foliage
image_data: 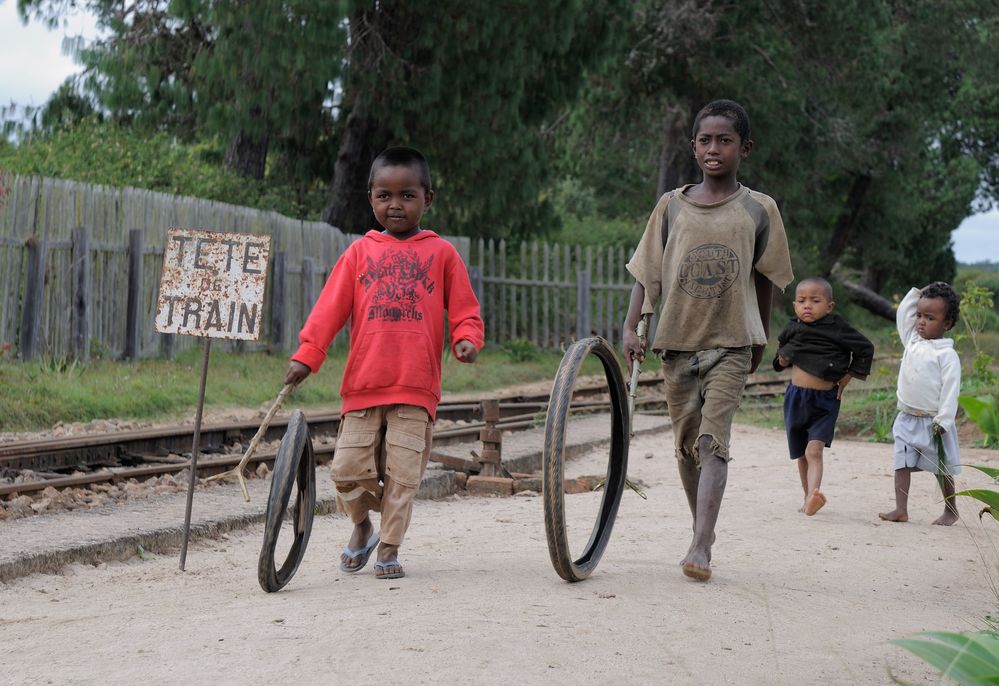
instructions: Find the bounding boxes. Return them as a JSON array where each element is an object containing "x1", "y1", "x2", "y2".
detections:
[
  {"x1": 557, "y1": 0, "x2": 999, "y2": 305},
  {"x1": 18, "y1": 0, "x2": 347, "y2": 181},
  {"x1": 321, "y1": 0, "x2": 625, "y2": 238},
  {"x1": 15, "y1": 1, "x2": 623, "y2": 237},
  {"x1": 8, "y1": 0, "x2": 999, "y2": 268}
]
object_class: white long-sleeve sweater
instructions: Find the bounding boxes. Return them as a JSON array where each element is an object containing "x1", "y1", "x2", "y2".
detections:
[{"x1": 895, "y1": 287, "x2": 961, "y2": 431}]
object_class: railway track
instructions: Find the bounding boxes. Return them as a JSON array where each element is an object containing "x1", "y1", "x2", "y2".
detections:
[{"x1": 0, "y1": 375, "x2": 798, "y2": 498}]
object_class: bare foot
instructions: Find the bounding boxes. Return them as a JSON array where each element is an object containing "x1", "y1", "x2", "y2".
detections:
[
  {"x1": 681, "y1": 546, "x2": 711, "y2": 581},
  {"x1": 878, "y1": 509, "x2": 908, "y2": 523},
  {"x1": 681, "y1": 560, "x2": 711, "y2": 581},
  {"x1": 803, "y1": 489, "x2": 826, "y2": 516},
  {"x1": 678, "y1": 532, "x2": 716, "y2": 566},
  {"x1": 932, "y1": 511, "x2": 959, "y2": 526}
]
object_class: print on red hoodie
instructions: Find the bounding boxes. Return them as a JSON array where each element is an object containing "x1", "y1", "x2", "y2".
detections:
[{"x1": 292, "y1": 230, "x2": 484, "y2": 420}]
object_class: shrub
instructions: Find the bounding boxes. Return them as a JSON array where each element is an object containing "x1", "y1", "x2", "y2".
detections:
[{"x1": 503, "y1": 338, "x2": 539, "y2": 362}]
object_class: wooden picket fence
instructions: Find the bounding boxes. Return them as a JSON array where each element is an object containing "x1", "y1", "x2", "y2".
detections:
[
  {"x1": 0, "y1": 174, "x2": 636, "y2": 360},
  {"x1": 471, "y1": 239, "x2": 635, "y2": 350}
]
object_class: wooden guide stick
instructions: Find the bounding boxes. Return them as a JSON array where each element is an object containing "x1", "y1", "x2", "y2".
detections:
[
  {"x1": 628, "y1": 314, "x2": 651, "y2": 438},
  {"x1": 206, "y1": 382, "x2": 296, "y2": 502}
]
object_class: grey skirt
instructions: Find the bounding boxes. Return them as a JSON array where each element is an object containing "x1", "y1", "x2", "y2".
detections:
[{"x1": 892, "y1": 411, "x2": 961, "y2": 475}]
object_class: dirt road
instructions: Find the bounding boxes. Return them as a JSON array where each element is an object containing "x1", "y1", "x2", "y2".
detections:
[{"x1": 2, "y1": 422, "x2": 997, "y2": 685}]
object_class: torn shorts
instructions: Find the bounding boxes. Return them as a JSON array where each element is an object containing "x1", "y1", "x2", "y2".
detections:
[{"x1": 660, "y1": 346, "x2": 752, "y2": 464}]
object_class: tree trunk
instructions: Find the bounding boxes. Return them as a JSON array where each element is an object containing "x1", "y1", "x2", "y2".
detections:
[
  {"x1": 656, "y1": 103, "x2": 697, "y2": 199},
  {"x1": 838, "y1": 276, "x2": 896, "y2": 321},
  {"x1": 321, "y1": 108, "x2": 388, "y2": 232},
  {"x1": 225, "y1": 130, "x2": 269, "y2": 180},
  {"x1": 860, "y1": 266, "x2": 882, "y2": 293},
  {"x1": 822, "y1": 172, "x2": 872, "y2": 275}
]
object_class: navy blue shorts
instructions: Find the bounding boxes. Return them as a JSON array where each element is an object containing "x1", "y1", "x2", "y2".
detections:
[{"x1": 783, "y1": 384, "x2": 841, "y2": 459}]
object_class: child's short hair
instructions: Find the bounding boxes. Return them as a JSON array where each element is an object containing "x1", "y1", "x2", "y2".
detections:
[
  {"x1": 692, "y1": 99, "x2": 751, "y2": 144},
  {"x1": 920, "y1": 281, "x2": 961, "y2": 325},
  {"x1": 797, "y1": 276, "x2": 833, "y2": 300},
  {"x1": 368, "y1": 146, "x2": 433, "y2": 193}
]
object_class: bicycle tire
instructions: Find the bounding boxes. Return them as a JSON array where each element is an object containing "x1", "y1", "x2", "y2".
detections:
[
  {"x1": 258, "y1": 410, "x2": 316, "y2": 592},
  {"x1": 543, "y1": 336, "x2": 629, "y2": 581}
]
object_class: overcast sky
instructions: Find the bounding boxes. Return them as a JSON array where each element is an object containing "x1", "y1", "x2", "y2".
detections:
[{"x1": 0, "y1": 1, "x2": 996, "y2": 262}]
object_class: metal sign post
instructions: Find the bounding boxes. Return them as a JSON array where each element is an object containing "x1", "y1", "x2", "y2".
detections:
[
  {"x1": 179, "y1": 338, "x2": 211, "y2": 571},
  {"x1": 153, "y1": 228, "x2": 271, "y2": 571}
]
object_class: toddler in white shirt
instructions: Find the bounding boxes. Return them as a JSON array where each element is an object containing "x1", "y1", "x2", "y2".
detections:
[{"x1": 879, "y1": 282, "x2": 962, "y2": 526}]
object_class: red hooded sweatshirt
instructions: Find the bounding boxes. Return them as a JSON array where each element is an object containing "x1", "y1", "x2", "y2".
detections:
[{"x1": 291, "y1": 230, "x2": 484, "y2": 420}]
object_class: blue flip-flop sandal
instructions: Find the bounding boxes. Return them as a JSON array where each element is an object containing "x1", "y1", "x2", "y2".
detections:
[
  {"x1": 339, "y1": 532, "x2": 379, "y2": 573},
  {"x1": 374, "y1": 559, "x2": 405, "y2": 580}
]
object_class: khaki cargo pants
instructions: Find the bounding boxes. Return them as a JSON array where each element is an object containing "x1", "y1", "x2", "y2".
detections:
[{"x1": 332, "y1": 404, "x2": 433, "y2": 546}]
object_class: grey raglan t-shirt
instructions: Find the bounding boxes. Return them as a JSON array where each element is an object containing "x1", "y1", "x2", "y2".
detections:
[{"x1": 626, "y1": 184, "x2": 794, "y2": 353}]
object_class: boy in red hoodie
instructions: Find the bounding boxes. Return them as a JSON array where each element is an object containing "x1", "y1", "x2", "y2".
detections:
[{"x1": 285, "y1": 147, "x2": 484, "y2": 579}]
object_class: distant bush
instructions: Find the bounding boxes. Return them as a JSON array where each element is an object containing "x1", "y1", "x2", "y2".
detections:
[
  {"x1": 0, "y1": 119, "x2": 327, "y2": 219},
  {"x1": 956, "y1": 269, "x2": 999, "y2": 315},
  {"x1": 503, "y1": 338, "x2": 540, "y2": 362},
  {"x1": 548, "y1": 177, "x2": 642, "y2": 248}
]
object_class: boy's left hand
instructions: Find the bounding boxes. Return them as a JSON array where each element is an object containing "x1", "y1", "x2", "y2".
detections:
[
  {"x1": 932, "y1": 421, "x2": 945, "y2": 436},
  {"x1": 835, "y1": 373, "x2": 853, "y2": 399},
  {"x1": 454, "y1": 339, "x2": 478, "y2": 362}
]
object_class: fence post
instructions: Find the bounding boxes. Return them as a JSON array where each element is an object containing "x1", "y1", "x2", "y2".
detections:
[
  {"x1": 124, "y1": 228, "x2": 144, "y2": 360},
  {"x1": 576, "y1": 269, "x2": 591, "y2": 342},
  {"x1": 160, "y1": 331, "x2": 175, "y2": 359},
  {"x1": 302, "y1": 256, "x2": 316, "y2": 311},
  {"x1": 71, "y1": 226, "x2": 91, "y2": 361},
  {"x1": 19, "y1": 236, "x2": 46, "y2": 360},
  {"x1": 270, "y1": 251, "x2": 287, "y2": 351},
  {"x1": 469, "y1": 266, "x2": 483, "y2": 306}
]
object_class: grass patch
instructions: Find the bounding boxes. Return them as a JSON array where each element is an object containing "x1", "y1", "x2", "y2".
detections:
[{"x1": 0, "y1": 346, "x2": 606, "y2": 433}]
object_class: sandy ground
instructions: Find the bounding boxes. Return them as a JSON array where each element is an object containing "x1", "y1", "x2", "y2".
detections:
[{"x1": 2, "y1": 421, "x2": 999, "y2": 685}]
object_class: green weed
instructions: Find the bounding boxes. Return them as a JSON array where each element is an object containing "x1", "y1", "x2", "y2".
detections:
[
  {"x1": 869, "y1": 402, "x2": 896, "y2": 443},
  {"x1": 503, "y1": 339, "x2": 539, "y2": 362}
]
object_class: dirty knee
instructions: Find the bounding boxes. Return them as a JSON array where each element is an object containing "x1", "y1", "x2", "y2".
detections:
[{"x1": 697, "y1": 434, "x2": 730, "y2": 462}]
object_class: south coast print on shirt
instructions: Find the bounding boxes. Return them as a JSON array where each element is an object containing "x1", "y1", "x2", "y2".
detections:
[
  {"x1": 677, "y1": 243, "x2": 740, "y2": 299},
  {"x1": 361, "y1": 247, "x2": 436, "y2": 322}
]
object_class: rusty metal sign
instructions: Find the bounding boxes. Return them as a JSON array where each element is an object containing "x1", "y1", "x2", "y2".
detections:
[{"x1": 155, "y1": 229, "x2": 271, "y2": 340}]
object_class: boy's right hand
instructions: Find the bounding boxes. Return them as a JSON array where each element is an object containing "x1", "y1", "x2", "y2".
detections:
[
  {"x1": 284, "y1": 361, "x2": 312, "y2": 386},
  {"x1": 622, "y1": 329, "x2": 646, "y2": 373}
]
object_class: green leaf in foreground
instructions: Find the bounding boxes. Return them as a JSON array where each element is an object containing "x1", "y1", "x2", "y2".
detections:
[
  {"x1": 891, "y1": 631, "x2": 999, "y2": 685},
  {"x1": 963, "y1": 465, "x2": 999, "y2": 482},
  {"x1": 959, "y1": 396, "x2": 999, "y2": 445},
  {"x1": 953, "y1": 489, "x2": 999, "y2": 521}
]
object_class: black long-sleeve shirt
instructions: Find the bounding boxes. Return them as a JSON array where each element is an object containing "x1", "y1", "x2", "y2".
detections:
[{"x1": 773, "y1": 314, "x2": 875, "y2": 381}]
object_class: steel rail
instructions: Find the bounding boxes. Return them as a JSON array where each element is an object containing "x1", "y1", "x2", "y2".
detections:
[{"x1": 0, "y1": 397, "x2": 669, "y2": 497}]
